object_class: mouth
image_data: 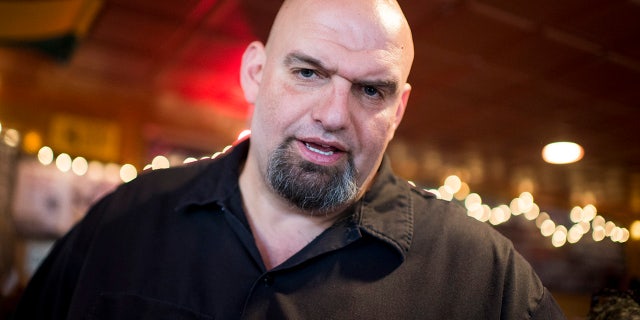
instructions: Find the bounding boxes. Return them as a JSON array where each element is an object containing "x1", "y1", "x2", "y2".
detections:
[
  {"x1": 297, "y1": 139, "x2": 346, "y2": 165},
  {"x1": 304, "y1": 141, "x2": 338, "y2": 156}
]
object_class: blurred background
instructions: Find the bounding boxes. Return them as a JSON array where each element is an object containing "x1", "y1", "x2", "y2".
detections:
[{"x1": 1, "y1": 0, "x2": 639, "y2": 318}]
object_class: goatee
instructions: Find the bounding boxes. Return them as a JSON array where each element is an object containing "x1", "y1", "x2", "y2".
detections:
[{"x1": 266, "y1": 138, "x2": 358, "y2": 214}]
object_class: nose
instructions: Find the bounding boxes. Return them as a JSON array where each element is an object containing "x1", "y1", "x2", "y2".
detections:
[{"x1": 312, "y1": 79, "x2": 351, "y2": 132}]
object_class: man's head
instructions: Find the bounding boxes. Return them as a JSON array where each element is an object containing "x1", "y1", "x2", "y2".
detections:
[{"x1": 240, "y1": 0, "x2": 414, "y2": 215}]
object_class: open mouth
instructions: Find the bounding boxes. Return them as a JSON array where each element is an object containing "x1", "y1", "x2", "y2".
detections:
[{"x1": 304, "y1": 141, "x2": 341, "y2": 156}]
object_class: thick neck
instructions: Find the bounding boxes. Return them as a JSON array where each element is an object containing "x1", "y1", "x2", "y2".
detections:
[{"x1": 239, "y1": 150, "x2": 345, "y2": 269}]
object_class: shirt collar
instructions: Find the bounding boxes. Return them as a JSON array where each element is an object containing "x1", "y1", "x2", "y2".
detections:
[
  {"x1": 175, "y1": 138, "x2": 249, "y2": 212},
  {"x1": 176, "y1": 138, "x2": 417, "y2": 260},
  {"x1": 354, "y1": 155, "x2": 415, "y2": 261}
]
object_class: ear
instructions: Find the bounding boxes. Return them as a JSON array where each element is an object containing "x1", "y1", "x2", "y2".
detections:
[
  {"x1": 392, "y1": 83, "x2": 411, "y2": 131},
  {"x1": 240, "y1": 41, "x2": 266, "y2": 104}
]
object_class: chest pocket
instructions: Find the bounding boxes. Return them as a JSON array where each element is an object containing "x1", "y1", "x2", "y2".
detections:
[{"x1": 86, "y1": 292, "x2": 214, "y2": 320}]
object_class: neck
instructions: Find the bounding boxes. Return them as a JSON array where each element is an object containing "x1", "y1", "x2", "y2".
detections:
[{"x1": 239, "y1": 153, "x2": 347, "y2": 269}]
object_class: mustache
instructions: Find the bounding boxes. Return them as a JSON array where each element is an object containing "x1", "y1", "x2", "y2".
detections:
[{"x1": 266, "y1": 137, "x2": 358, "y2": 214}]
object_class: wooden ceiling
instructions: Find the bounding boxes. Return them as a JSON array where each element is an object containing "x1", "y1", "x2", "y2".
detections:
[{"x1": 1, "y1": 0, "x2": 639, "y2": 225}]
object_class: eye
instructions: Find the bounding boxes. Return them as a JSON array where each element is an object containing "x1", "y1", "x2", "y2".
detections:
[
  {"x1": 363, "y1": 85, "x2": 381, "y2": 98},
  {"x1": 298, "y1": 68, "x2": 316, "y2": 78}
]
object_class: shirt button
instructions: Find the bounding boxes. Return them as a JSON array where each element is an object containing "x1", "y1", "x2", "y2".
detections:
[{"x1": 263, "y1": 275, "x2": 274, "y2": 287}]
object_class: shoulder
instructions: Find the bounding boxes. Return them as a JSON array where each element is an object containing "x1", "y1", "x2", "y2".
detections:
[
  {"x1": 408, "y1": 184, "x2": 517, "y2": 257},
  {"x1": 113, "y1": 159, "x2": 214, "y2": 204}
]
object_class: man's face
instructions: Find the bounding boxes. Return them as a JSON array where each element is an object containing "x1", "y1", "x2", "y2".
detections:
[{"x1": 243, "y1": 0, "x2": 412, "y2": 214}]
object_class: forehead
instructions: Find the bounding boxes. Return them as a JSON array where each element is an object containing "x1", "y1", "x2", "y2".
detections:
[{"x1": 269, "y1": 2, "x2": 407, "y2": 80}]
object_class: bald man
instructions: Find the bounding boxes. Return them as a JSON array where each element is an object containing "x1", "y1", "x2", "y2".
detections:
[{"x1": 14, "y1": 0, "x2": 565, "y2": 319}]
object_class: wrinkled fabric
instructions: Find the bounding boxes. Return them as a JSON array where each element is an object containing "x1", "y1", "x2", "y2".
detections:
[{"x1": 14, "y1": 139, "x2": 565, "y2": 319}]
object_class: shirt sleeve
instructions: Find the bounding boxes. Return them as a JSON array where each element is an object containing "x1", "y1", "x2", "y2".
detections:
[
  {"x1": 12, "y1": 194, "x2": 109, "y2": 319},
  {"x1": 530, "y1": 287, "x2": 567, "y2": 320}
]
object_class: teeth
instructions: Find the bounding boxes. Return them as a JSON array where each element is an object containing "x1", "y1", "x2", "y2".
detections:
[{"x1": 305, "y1": 142, "x2": 334, "y2": 156}]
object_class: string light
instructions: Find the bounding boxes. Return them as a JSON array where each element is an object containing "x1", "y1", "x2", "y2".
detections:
[
  {"x1": 430, "y1": 176, "x2": 631, "y2": 245},
  {"x1": 3, "y1": 121, "x2": 635, "y2": 245}
]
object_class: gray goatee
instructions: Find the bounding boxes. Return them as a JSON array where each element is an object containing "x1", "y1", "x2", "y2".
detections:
[{"x1": 266, "y1": 138, "x2": 358, "y2": 214}]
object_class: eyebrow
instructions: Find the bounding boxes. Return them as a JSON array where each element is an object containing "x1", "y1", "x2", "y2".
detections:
[
  {"x1": 283, "y1": 51, "x2": 399, "y2": 94},
  {"x1": 284, "y1": 52, "x2": 335, "y2": 74}
]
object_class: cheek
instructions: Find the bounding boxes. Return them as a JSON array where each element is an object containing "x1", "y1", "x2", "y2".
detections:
[
  {"x1": 358, "y1": 111, "x2": 397, "y2": 145},
  {"x1": 354, "y1": 113, "x2": 396, "y2": 164}
]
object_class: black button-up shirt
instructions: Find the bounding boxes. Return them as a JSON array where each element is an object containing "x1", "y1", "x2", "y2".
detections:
[{"x1": 14, "y1": 139, "x2": 565, "y2": 319}]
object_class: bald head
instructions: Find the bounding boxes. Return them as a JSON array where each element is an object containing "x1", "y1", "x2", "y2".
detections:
[
  {"x1": 265, "y1": 0, "x2": 414, "y2": 81},
  {"x1": 239, "y1": 0, "x2": 416, "y2": 215}
]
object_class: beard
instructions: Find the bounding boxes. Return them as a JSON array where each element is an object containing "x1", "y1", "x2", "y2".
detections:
[{"x1": 266, "y1": 138, "x2": 359, "y2": 214}]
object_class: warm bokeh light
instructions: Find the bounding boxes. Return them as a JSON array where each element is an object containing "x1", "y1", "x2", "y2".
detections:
[
  {"x1": 582, "y1": 204, "x2": 597, "y2": 222},
  {"x1": 151, "y1": 155, "x2": 170, "y2": 170},
  {"x1": 465, "y1": 193, "x2": 481, "y2": 207},
  {"x1": 568, "y1": 225, "x2": 583, "y2": 243},
  {"x1": 55, "y1": 153, "x2": 72, "y2": 172},
  {"x1": 518, "y1": 192, "x2": 534, "y2": 213},
  {"x1": 542, "y1": 141, "x2": 584, "y2": 164},
  {"x1": 489, "y1": 205, "x2": 511, "y2": 225},
  {"x1": 540, "y1": 219, "x2": 556, "y2": 237},
  {"x1": 454, "y1": 182, "x2": 470, "y2": 201},
  {"x1": 3, "y1": 128, "x2": 20, "y2": 147},
  {"x1": 237, "y1": 129, "x2": 251, "y2": 141},
  {"x1": 593, "y1": 226, "x2": 606, "y2": 242},
  {"x1": 71, "y1": 156, "x2": 88, "y2": 176},
  {"x1": 8, "y1": 123, "x2": 633, "y2": 247},
  {"x1": 569, "y1": 206, "x2": 583, "y2": 223},
  {"x1": 120, "y1": 164, "x2": 138, "y2": 183},
  {"x1": 552, "y1": 226, "x2": 568, "y2": 247},
  {"x1": 37, "y1": 146, "x2": 54, "y2": 165},
  {"x1": 604, "y1": 221, "x2": 616, "y2": 237},
  {"x1": 183, "y1": 157, "x2": 198, "y2": 164},
  {"x1": 592, "y1": 216, "x2": 605, "y2": 228},
  {"x1": 437, "y1": 186, "x2": 454, "y2": 201},
  {"x1": 524, "y1": 204, "x2": 540, "y2": 221},
  {"x1": 444, "y1": 175, "x2": 462, "y2": 194},
  {"x1": 22, "y1": 130, "x2": 42, "y2": 154},
  {"x1": 631, "y1": 220, "x2": 640, "y2": 241},
  {"x1": 610, "y1": 227, "x2": 624, "y2": 242}
]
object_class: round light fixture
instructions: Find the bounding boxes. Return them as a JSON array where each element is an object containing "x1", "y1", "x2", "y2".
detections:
[{"x1": 542, "y1": 142, "x2": 584, "y2": 164}]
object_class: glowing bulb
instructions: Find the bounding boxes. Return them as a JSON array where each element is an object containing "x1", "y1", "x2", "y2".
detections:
[
  {"x1": 540, "y1": 220, "x2": 556, "y2": 237},
  {"x1": 151, "y1": 155, "x2": 170, "y2": 170},
  {"x1": 444, "y1": 175, "x2": 462, "y2": 194},
  {"x1": 510, "y1": 198, "x2": 522, "y2": 215},
  {"x1": 569, "y1": 206, "x2": 583, "y2": 223},
  {"x1": 593, "y1": 226, "x2": 606, "y2": 241},
  {"x1": 582, "y1": 204, "x2": 597, "y2": 222},
  {"x1": 465, "y1": 193, "x2": 482, "y2": 211},
  {"x1": 120, "y1": 164, "x2": 138, "y2": 183},
  {"x1": 630, "y1": 220, "x2": 640, "y2": 241},
  {"x1": 56, "y1": 153, "x2": 72, "y2": 172},
  {"x1": 542, "y1": 142, "x2": 584, "y2": 164},
  {"x1": 568, "y1": 225, "x2": 583, "y2": 243},
  {"x1": 22, "y1": 131, "x2": 42, "y2": 154},
  {"x1": 237, "y1": 129, "x2": 251, "y2": 140},
  {"x1": 183, "y1": 157, "x2": 198, "y2": 164},
  {"x1": 552, "y1": 226, "x2": 568, "y2": 247},
  {"x1": 3, "y1": 129, "x2": 19, "y2": 147},
  {"x1": 438, "y1": 186, "x2": 453, "y2": 201},
  {"x1": 454, "y1": 182, "x2": 470, "y2": 201},
  {"x1": 524, "y1": 204, "x2": 540, "y2": 221},
  {"x1": 71, "y1": 157, "x2": 88, "y2": 176},
  {"x1": 38, "y1": 146, "x2": 54, "y2": 165},
  {"x1": 518, "y1": 192, "x2": 534, "y2": 213}
]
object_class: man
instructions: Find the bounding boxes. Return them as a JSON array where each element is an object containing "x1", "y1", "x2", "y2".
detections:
[{"x1": 14, "y1": 0, "x2": 566, "y2": 319}]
